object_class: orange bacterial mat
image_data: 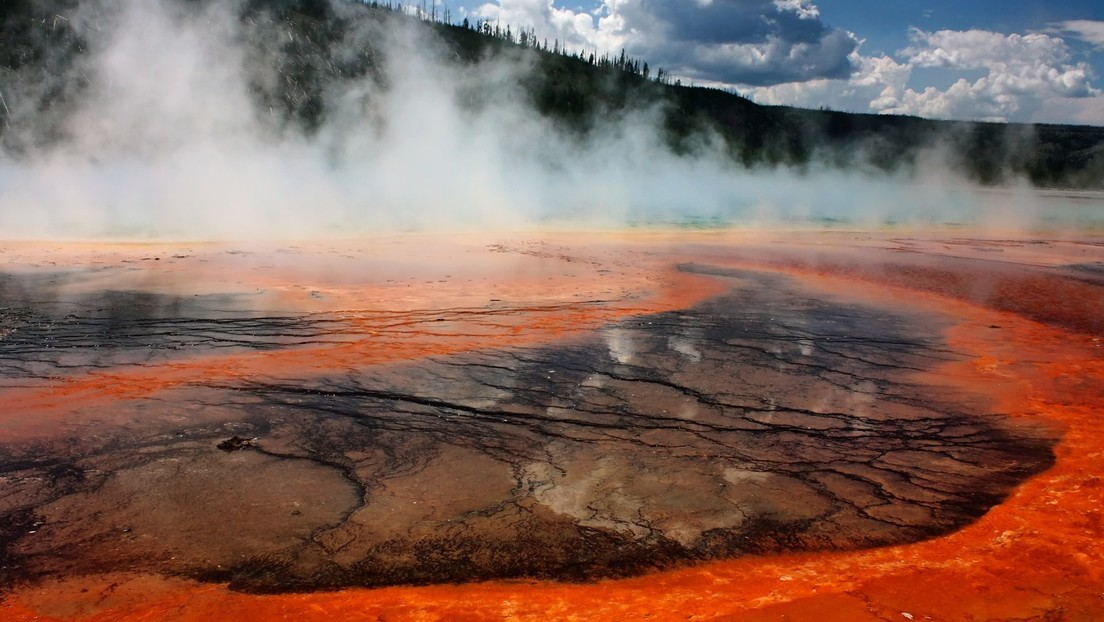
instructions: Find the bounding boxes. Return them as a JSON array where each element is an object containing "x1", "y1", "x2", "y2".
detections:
[{"x1": 0, "y1": 230, "x2": 1101, "y2": 621}]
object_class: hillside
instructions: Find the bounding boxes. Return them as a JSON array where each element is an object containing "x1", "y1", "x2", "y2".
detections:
[{"x1": 2, "y1": 0, "x2": 1103, "y2": 188}]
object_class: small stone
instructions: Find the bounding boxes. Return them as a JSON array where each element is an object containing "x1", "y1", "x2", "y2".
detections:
[{"x1": 216, "y1": 436, "x2": 257, "y2": 452}]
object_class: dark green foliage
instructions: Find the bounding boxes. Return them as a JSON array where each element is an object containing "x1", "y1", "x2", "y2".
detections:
[
  {"x1": 0, "y1": 0, "x2": 86, "y2": 151},
  {"x1": 1, "y1": 0, "x2": 79, "y2": 71}
]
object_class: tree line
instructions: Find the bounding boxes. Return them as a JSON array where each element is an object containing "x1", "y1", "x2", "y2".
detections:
[{"x1": 359, "y1": 0, "x2": 676, "y2": 84}]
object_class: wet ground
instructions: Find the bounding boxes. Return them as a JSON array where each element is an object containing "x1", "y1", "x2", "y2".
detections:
[{"x1": 0, "y1": 231, "x2": 1102, "y2": 620}]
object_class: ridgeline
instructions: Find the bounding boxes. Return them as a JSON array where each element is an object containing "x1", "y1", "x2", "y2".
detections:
[{"x1": 3, "y1": 0, "x2": 1103, "y2": 188}]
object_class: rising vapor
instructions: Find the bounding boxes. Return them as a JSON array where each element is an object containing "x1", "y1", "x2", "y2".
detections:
[{"x1": 0, "y1": 0, "x2": 1092, "y2": 240}]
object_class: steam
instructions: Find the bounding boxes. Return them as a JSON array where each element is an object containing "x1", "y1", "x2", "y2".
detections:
[{"x1": 0, "y1": 0, "x2": 1094, "y2": 240}]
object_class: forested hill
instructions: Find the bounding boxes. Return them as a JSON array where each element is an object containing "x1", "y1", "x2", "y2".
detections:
[{"x1": 3, "y1": 0, "x2": 1104, "y2": 188}]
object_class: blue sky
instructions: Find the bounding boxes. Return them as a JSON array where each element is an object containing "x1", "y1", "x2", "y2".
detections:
[{"x1": 461, "y1": 0, "x2": 1104, "y2": 125}]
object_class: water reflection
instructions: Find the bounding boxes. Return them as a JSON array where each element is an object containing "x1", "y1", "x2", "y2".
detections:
[{"x1": 0, "y1": 264, "x2": 1056, "y2": 591}]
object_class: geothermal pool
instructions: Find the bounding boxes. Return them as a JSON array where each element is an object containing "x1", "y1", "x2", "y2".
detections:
[{"x1": 0, "y1": 230, "x2": 1102, "y2": 620}]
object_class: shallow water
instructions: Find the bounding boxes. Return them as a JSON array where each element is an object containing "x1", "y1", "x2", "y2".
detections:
[{"x1": 0, "y1": 231, "x2": 1101, "y2": 620}]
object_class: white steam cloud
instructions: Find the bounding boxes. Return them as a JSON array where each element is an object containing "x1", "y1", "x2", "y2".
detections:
[{"x1": 0, "y1": 0, "x2": 1093, "y2": 240}]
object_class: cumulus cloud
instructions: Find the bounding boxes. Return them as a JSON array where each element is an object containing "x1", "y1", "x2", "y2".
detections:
[
  {"x1": 469, "y1": 0, "x2": 612, "y2": 52},
  {"x1": 885, "y1": 29, "x2": 1096, "y2": 120},
  {"x1": 902, "y1": 29, "x2": 1093, "y2": 96},
  {"x1": 744, "y1": 27, "x2": 1101, "y2": 122},
  {"x1": 469, "y1": 0, "x2": 859, "y2": 85},
  {"x1": 743, "y1": 52, "x2": 909, "y2": 113}
]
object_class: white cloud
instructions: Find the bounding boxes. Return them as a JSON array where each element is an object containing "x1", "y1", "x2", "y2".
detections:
[
  {"x1": 470, "y1": 0, "x2": 614, "y2": 52},
  {"x1": 744, "y1": 52, "x2": 910, "y2": 114},
  {"x1": 889, "y1": 29, "x2": 1097, "y2": 120},
  {"x1": 901, "y1": 29, "x2": 1093, "y2": 98},
  {"x1": 468, "y1": 0, "x2": 859, "y2": 85},
  {"x1": 1027, "y1": 94, "x2": 1104, "y2": 126},
  {"x1": 1052, "y1": 20, "x2": 1104, "y2": 49},
  {"x1": 745, "y1": 28, "x2": 1101, "y2": 123},
  {"x1": 771, "y1": 0, "x2": 820, "y2": 21}
]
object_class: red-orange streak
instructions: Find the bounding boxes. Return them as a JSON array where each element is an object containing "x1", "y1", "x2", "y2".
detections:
[{"x1": 0, "y1": 267, "x2": 726, "y2": 440}]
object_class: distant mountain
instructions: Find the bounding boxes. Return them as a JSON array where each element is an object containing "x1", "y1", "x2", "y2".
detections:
[{"x1": 3, "y1": 0, "x2": 1103, "y2": 188}]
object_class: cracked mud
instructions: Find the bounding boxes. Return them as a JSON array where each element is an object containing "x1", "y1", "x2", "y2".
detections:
[{"x1": 0, "y1": 260, "x2": 1055, "y2": 592}]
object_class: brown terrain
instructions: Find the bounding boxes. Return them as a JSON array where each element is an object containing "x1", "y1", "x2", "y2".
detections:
[{"x1": 0, "y1": 229, "x2": 1101, "y2": 621}]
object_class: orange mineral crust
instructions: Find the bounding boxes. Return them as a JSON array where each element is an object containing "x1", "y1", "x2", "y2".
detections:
[
  {"x1": 1, "y1": 230, "x2": 1102, "y2": 621},
  {"x1": 0, "y1": 234, "x2": 725, "y2": 439}
]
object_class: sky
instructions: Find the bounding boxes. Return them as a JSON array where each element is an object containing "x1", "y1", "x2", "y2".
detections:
[{"x1": 458, "y1": 0, "x2": 1104, "y2": 125}]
